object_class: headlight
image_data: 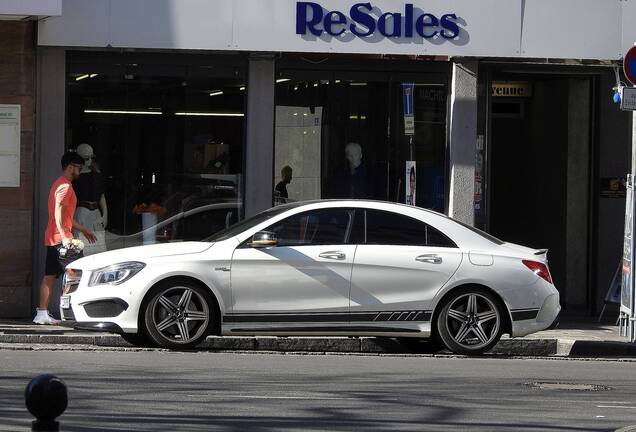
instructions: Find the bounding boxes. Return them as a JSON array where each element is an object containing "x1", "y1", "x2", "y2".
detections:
[{"x1": 88, "y1": 262, "x2": 145, "y2": 286}]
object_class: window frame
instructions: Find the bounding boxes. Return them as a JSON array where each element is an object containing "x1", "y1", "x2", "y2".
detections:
[
  {"x1": 240, "y1": 207, "x2": 357, "y2": 248},
  {"x1": 357, "y1": 209, "x2": 458, "y2": 248}
]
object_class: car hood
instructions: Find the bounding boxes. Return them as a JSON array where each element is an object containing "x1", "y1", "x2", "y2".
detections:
[{"x1": 69, "y1": 242, "x2": 213, "y2": 270}]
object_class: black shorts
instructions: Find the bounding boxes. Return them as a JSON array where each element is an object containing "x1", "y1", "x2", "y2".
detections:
[{"x1": 45, "y1": 244, "x2": 84, "y2": 278}]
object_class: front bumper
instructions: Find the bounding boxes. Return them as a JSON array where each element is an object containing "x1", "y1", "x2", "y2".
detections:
[
  {"x1": 59, "y1": 265, "x2": 158, "y2": 334},
  {"x1": 69, "y1": 320, "x2": 125, "y2": 334}
]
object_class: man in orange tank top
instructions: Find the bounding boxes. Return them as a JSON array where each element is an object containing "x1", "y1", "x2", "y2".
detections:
[{"x1": 34, "y1": 152, "x2": 97, "y2": 325}]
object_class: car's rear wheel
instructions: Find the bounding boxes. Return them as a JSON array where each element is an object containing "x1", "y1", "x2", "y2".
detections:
[
  {"x1": 436, "y1": 288, "x2": 504, "y2": 355},
  {"x1": 143, "y1": 280, "x2": 213, "y2": 349}
]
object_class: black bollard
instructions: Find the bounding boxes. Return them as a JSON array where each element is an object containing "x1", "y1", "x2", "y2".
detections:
[{"x1": 24, "y1": 374, "x2": 68, "y2": 431}]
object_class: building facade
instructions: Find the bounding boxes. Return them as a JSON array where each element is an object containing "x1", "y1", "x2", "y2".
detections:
[{"x1": 1, "y1": 0, "x2": 634, "y2": 318}]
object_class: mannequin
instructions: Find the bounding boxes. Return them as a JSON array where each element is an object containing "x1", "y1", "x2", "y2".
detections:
[
  {"x1": 339, "y1": 142, "x2": 368, "y2": 198},
  {"x1": 73, "y1": 143, "x2": 108, "y2": 255}
]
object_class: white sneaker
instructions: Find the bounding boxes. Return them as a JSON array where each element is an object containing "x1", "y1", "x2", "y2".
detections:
[{"x1": 33, "y1": 311, "x2": 61, "y2": 325}]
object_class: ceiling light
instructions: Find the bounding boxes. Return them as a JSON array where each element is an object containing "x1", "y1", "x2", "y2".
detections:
[
  {"x1": 84, "y1": 109, "x2": 162, "y2": 115},
  {"x1": 239, "y1": 86, "x2": 246, "y2": 91},
  {"x1": 75, "y1": 74, "x2": 89, "y2": 81},
  {"x1": 276, "y1": 78, "x2": 291, "y2": 83},
  {"x1": 174, "y1": 112, "x2": 245, "y2": 117},
  {"x1": 209, "y1": 90, "x2": 224, "y2": 97},
  {"x1": 89, "y1": 74, "x2": 99, "y2": 78},
  {"x1": 350, "y1": 82, "x2": 367, "y2": 86}
]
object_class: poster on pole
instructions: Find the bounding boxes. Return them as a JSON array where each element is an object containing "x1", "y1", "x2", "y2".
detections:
[
  {"x1": 406, "y1": 161, "x2": 416, "y2": 206},
  {"x1": 402, "y1": 83, "x2": 415, "y2": 136},
  {"x1": 621, "y1": 175, "x2": 634, "y2": 317}
]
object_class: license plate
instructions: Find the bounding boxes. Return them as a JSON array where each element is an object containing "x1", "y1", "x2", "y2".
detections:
[{"x1": 60, "y1": 296, "x2": 70, "y2": 309}]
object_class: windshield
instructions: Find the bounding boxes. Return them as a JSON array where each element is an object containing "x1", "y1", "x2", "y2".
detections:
[{"x1": 204, "y1": 202, "x2": 305, "y2": 242}]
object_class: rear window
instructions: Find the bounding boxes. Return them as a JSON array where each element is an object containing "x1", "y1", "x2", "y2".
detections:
[{"x1": 453, "y1": 219, "x2": 505, "y2": 245}]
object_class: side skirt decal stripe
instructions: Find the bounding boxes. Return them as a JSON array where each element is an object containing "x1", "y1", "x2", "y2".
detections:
[
  {"x1": 229, "y1": 326, "x2": 423, "y2": 333},
  {"x1": 224, "y1": 311, "x2": 432, "y2": 323}
]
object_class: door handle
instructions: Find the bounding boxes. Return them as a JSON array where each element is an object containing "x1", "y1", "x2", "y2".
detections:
[
  {"x1": 416, "y1": 254, "x2": 442, "y2": 264},
  {"x1": 319, "y1": 251, "x2": 346, "y2": 260}
]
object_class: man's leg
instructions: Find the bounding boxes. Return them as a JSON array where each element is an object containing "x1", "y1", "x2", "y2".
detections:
[
  {"x1": 38, "y1": 275, "x2": 56, "y2": 310},
  {"x1": 33, "y1": 274, "x2": 60, "y2": 324},
  {"x1": 34, "y1": 246, "x2": 62, "y2": 324}
]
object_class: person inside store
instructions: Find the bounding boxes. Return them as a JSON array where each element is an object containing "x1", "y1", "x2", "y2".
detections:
[
  {"x1": 331, "y1": 142, "x2": 369, "y2": 199},
  {"x1": 35, "y1": 151, "x2": 96, "y2": 325},
  {"x1": 73, "y1": 143, "x2": 108, "y2": 255},
  {"x1": 274, "y1": 165, "x2": 293, "y2": 205}
]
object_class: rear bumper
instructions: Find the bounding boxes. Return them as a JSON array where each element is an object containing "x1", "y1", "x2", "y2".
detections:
[
  {"x1": 548, "y1": 313, "x2": 560, "y2": 330},
  {"x1": 511, "y1": 292, "x2": 561, "y2": 337}
]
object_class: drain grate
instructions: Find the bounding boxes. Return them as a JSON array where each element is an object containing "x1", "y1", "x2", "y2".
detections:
[
  {"x1": 524, "y1": 381, "x2": 613, "y2": 391},
  {"x1": 615, "y1": 426, "x2": 636, "y2": 432}
]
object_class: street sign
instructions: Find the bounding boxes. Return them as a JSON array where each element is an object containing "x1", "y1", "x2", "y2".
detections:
[
  {"x1": 402, "y1": 83, "x2": 415, "y2": 136},
  {"x1": 621, "y1": 87, "x2": 636, "y2": 111},
  {"x1": 624, "y1": 46, "x2": 636, "y2": 86}
]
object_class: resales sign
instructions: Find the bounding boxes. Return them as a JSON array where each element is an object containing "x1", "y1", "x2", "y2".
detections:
[{"x1": 296, "y1": 2, "x2": 461, "y2": 40}]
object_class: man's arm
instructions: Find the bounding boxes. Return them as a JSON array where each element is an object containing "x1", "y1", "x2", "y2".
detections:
[
  {"x1": 72, "y1": 220, "x2": 97, "y2": 243},
  {"x1": 54, "y1": 202, "x2": 72, "y2": 247}
]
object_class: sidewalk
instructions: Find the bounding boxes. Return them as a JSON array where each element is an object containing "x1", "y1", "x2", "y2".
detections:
[{"x1": 0, "y1": 317, "x2": 635, "y2": 358}]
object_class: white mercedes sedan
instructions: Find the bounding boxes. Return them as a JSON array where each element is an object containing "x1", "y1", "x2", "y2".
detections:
[{"x1": 60, "y1": 200, "x2": 560, "y2": 355}]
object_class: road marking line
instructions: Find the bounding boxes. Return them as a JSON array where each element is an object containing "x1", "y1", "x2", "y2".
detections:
[
  {"x1": 236, "y1": 395, "x2": 361, "y2": 400},
  {"x1": 597, "y1": 405, "x2": 636, "y2": 409}
]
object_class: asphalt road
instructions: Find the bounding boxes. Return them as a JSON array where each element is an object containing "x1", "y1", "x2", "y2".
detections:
[{"x1": 0, "y1": 350, "x2": 635, "y2": 431}]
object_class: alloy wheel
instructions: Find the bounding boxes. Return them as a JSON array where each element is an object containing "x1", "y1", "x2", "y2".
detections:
[
  {"x1": 443, "y1": 293, "x2": 501, "y2": 350},
  {"x1": 150, "y1": 286, "x2": 210, "y2": 345}
]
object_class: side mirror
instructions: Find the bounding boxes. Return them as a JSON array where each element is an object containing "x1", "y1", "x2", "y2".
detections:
[{"x1": 250, "y1": 231, "x2": 278, "y2": 248}]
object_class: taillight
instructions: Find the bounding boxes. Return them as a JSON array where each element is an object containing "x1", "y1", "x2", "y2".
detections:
[{"x1": 522, "y1": 260, "x2": 553, "y2": 284}]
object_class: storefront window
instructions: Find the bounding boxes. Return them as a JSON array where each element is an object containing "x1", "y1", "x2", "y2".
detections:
[
  {"x1": 273, "y1": 69, "x2": 447, "y2": 211},
  {"x1": 66, "y1": 52, "x2": 245, "y2": 253}
]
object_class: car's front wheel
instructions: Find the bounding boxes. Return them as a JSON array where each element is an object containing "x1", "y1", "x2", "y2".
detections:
[
  {"x1": 143, "y1": 280, "x2": 213, "y2": 349},
  {"x1": 436, "y1": 288, "x2": 504, "y2": 355}
]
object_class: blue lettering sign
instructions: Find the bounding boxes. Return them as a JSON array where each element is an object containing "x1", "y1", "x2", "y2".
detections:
[{"x1": 296, "y1": 2, "x2": 461, "y2": 40}]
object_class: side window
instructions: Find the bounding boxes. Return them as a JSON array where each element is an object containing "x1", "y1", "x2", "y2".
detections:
[
  {"x1": 425, "y1": 224, "x2": 457, "y2": 248},
  {"x1": 365, "y1": 209, "x2": 457, "y2": 247},
  {"x1": 266, "y1": 209, "x2": 353, "y2": 246}
]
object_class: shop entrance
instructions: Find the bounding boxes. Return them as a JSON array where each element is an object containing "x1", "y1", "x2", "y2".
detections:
[{"x1": 488, "y1": 76, "x2": 592, "y2": 310}]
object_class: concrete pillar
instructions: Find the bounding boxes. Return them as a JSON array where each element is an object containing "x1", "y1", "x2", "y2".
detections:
[
  {"x1": 244, "y1": 54, "x2": 275, "y2": 218},
  {"x1": 33, "y1": 47, "x2": 66, "y2": 314},
  {"x1": 448, "y1": 60, "x2": 478, "y2": 225}
]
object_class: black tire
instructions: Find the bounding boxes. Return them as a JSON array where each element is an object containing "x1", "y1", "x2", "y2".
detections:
[
  {"x1": 435, "y1": 287, "x2": 505, "y2": 355},
  {"x1": 143, "y1": 279, "x2": 214, "y2": 349}
]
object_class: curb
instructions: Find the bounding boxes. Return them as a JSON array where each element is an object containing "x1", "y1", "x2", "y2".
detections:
[
  {"x1": 0, "y1": 333, "x2": 560, "y2": 356},
  {"x1": 1, "y1": 333, "x2": 635, "y2": 357}
]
